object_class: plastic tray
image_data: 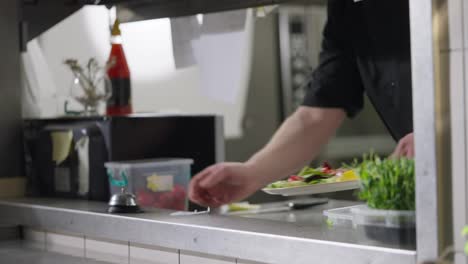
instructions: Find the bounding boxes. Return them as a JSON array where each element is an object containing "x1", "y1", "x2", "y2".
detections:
[{"x1": 106, "y1": 158, "x2": 193, "y2": 211}]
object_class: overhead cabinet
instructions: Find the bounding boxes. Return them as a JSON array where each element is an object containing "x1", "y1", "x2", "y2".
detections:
[{"x1": 20, "y1": 0, "x2": 294, "y2": 41}]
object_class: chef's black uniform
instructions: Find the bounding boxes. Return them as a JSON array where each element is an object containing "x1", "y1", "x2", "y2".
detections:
[{"x1": 302, "y1": 0, "x2": 413, "y2": 141}]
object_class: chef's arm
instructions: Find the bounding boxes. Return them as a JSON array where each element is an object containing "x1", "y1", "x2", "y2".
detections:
[{"x1": 246, "y1": 106, "x2": 345, "y2": 185}]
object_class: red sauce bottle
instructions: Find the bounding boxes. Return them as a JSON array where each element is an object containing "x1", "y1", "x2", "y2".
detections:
[{"x1": 106, "y1": 19, "x2": 132, "y2": 116}]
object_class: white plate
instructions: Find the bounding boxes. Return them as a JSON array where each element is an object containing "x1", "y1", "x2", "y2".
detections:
[{"x1": 262, "y1": 180, "x2": 361, "y2": 196}]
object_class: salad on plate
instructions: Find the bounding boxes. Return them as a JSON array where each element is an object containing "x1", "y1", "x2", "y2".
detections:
[{"x1": 266, "y1": 162, "x2": 359, "y2": 189}]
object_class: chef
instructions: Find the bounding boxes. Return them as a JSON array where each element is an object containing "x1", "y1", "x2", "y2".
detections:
[{"x1": 189, "y1": 0, "x2": 414, "y2": 207}]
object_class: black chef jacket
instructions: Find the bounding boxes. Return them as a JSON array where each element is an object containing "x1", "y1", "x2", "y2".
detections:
[{"x1": 302, "y1": 0, "x2": 413, "y2": 141}]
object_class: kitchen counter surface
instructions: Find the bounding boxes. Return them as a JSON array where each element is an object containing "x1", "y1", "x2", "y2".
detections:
[{"x1": 0, "y1": 198, "x2": 416, "y2": 264}]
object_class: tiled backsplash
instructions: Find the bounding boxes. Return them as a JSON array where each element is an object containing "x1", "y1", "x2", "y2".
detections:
[
  {"x1": 46, "y1": 232, "x2": 85, "y2": 257},
  {"x1": 130, "y1": 243, "x2": 179, "y2": 264},
  {"x1": 180, "y1": 250, "x2": 236, "y2": 264},
  {"x1": 86, "y1": 237, "x2": 129, "y2": 264},
  {"x1": 22, "y1": 227, "x2": 268, "y2": 264},
  {"x1": 237, "y1": 260, "x2": 266, "y2": 264},
  {"x1": 0, "y1": 226, "x2": 20, "y2": 241},
  {"x1": 23, "y1": 227, "x2": 46, "y2": 251}
]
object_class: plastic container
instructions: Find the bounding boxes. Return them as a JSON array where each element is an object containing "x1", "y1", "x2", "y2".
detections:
[
  {"x1": 323, "y1": 205, "x2": 355, "y2": 228},
  {"x1": 351, "y1": 205, "x2": 415, "y2": 245},
  {"x1": 324, "y1": 204, "x2": 416, "y2": 245},
  {"x1": 105, "y1": 158, "x2": 193, "y2": 211}
]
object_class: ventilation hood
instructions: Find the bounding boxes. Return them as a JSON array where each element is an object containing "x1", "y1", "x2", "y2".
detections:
[{"x1": 101, "y1": 0, "x2": 292, "y2": 23}]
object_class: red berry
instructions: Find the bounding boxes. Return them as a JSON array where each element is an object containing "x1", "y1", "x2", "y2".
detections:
[
  {"x1": 136, "y1": 190, "x2": 155, "y2": 206},
  {"x1": 156, "y1": 192, "x2": 174, "y2": 209},
  {"x1": 173, "y1": 185, "x2": 185, "y2": 192},
  {"x1": 171, "y1": 185, "x2": 186, "y2": 201}
]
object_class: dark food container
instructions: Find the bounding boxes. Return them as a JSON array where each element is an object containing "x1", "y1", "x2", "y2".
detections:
[
  {"x1": 351, "y1": 205, "x2": 416, "y2": 246},
  {"x1": 324, "y1": 205, "x2": 416, "y2": 246},
  {"x1": 359, "y1": 225, "x2": 416, "y2": 246}
]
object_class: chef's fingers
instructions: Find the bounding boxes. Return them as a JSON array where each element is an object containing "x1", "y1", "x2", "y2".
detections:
[
  {"x1": 396, "y1": 133, "x2": 414, "y2": 158},
  {"x1": 199, "y1": 165, "x2": 230, "y2": 189},
  {"x1": 189, "y1": 166, "x2": 216, "y2": 194},
  {"x1": 193, "y1": 182, "x2": 229, "y2": 207},
  {"x1": 191, "y1": 189, "x2": 224, "y2": 208},
  {"x1": 189, "y1": 186, "x2": 217, "y2": 207},
  {"x1": 403, "y1": 144, "x2": 414, "y2": 158},
  {"x1": 391, "y1": 137, "x2": 407, "y2": 158},
  {"x1": 390, "y1": 146, "x2": 401, "y2": 158},
  {"x1": 189, "y1": 192, "x2": 205, "y2": 206},
  {"x1": 406, "y1": 135, "x2": 415, "y2": 158},
  {"x1": 198, "y1": 196, "x2": 221, "y2": 207},
  {"x1": 192, "y1": 165, "x2": 217, "y2": 183},
  {"x1": 189, "y1": 164, "x2": 240, "y2": 207},
  {"x1": 189, "y1": 166, "x2": 217, "y2": 204},
  {"x1": 407, "y1": 145, "x2": 415, "y2": 158},
  {"x1": 188, "y1": 175, "x2": 205, "y2": 202},
  {"x1": 188, "y1": 181, "x2": 204, "y2": 203},
  {"x1": 206, "y1": 198, "x2": 224, "y2": 208}
]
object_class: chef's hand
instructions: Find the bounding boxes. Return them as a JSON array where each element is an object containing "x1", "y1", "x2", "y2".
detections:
[
  {"x1": 188, "y1": 162, "x2": 264, "y2": 207},
  {"x1": 391, "y1": 132, "x2": 414, "y2": 158}
]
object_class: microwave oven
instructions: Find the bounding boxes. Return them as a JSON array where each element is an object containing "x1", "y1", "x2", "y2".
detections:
[{"x1": 23, "y1": 114, "x2": 224, "y2": 210}]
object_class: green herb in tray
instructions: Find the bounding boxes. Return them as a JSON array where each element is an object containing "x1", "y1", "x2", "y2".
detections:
[{"x1": 353, "y1": 154, "x2": 415, "y2": 211}]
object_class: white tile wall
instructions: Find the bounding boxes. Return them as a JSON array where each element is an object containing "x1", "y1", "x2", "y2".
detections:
[
  {"x1": 22, "y1": 227, "x2": 46, "y2": 250},
  {"x1": 236, "y1": 260, "x2": 268, "y2": 264},
  {"x1": 21, "y1": 229, "x2": 269, "y2": 264},
  {"x1": 180, "y1": 251, "x2": 235, "y2": 264},
  {"x1": 463, "y1": 0, "x2": 468, "y2": 48},
  {"x1": 85, "y1": 237, "x2": 129, "y2": 264},
  {"x1": 46, "y1": 232, "x2": 85, "y2": 257},
  {"x1": 130, "y1": 243, "x2": 179, "y2": 264}
]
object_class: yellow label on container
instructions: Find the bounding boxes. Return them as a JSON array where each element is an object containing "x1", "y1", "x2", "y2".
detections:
[{"x1": 146, "y1": 174, "x2": 174, "y2": 192}]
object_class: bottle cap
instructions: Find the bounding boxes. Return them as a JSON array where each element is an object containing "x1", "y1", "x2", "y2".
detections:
[{"x1": 111, "y1": 19, "x2": 121, "y2": 36}]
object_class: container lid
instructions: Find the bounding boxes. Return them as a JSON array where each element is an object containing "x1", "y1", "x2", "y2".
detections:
[
  {"x1": 351, "y1": 205, "x2": 415, "y2": 228},
  {"x1": 323, "y1": 205, "x2": 355, "y2": 223},
  {"x1": 323, "y1": 204, "x2": 416, "y2": 229},
  {"x1": 105, "y1": 158, "x2": 194, "y2": 169}
]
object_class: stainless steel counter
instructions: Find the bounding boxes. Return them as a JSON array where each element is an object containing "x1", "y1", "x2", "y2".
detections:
[{"x1": 0, "y1": 198, "x2": 416, "y2": 264}]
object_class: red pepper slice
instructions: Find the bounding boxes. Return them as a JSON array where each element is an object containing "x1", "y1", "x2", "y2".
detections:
[
  {"x1": 288, "y1": 175, "x2": 303, "y2": 182},
  {"x1": 322, "y1": 162, "x2": 335, "y2": 175},
  {"x1": 323, "y1": 162, "x2": 332, "y2": 170}
]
